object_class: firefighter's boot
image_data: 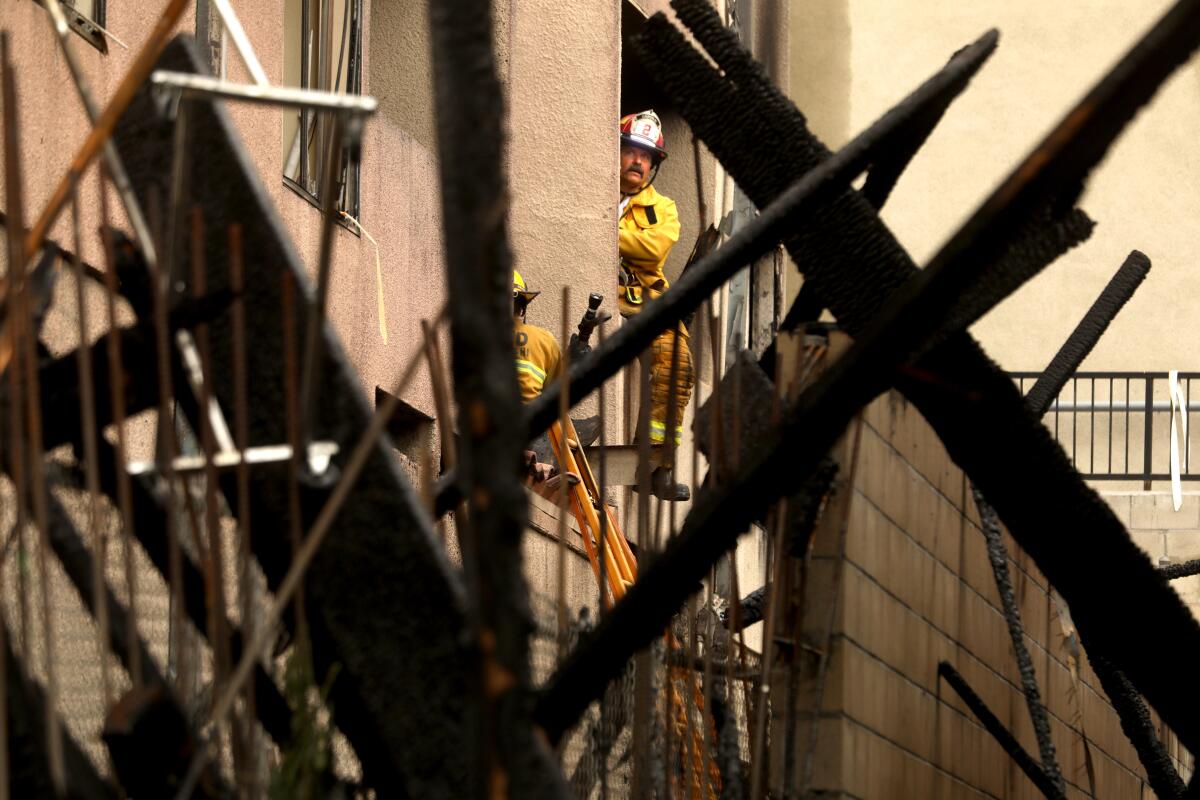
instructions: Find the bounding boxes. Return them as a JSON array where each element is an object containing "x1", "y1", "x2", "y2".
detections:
[{"x1": 650, "y1": 465, "x2": 690, "y2": 502}]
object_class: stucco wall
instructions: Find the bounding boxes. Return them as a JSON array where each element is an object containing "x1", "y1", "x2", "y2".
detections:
[
  {"x1": 0, "y1": 2, "x2": 190, "y2": 269},
  {"x1": 0, "y1": 0, "x2": 448, "y2": 424},
  {"x1": 367, "y1": 0, "x2": 436, "y2": 153},
  {"x1": 787, "y1": 0, "x2": 851, "y2": 155},
  {"x1": 790, "y1": 0, "x2": 1200, "y2": 373},
  {"x1": 503, "y1": 0, "x2": 624, "y2": 432}
]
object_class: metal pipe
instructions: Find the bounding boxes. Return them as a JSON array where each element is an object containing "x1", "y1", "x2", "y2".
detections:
[
  {"x1": 1144, "y1": 376, "x2": 1155, "y2": 490},
  {"x1": 125, "y1": 441, "x2": 339, "y2": 476},
  {"x1": 151, "y1": 70, "x2": 377, "y2": 114},
  {"x1": 1043, "y1": 400, "x2": 1200, "y2": 412},
  {"x1": 207, "y1": 0, "x2": 270, "y2": 87}
]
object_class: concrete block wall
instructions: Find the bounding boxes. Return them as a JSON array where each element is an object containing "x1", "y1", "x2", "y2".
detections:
[
  {"x1": 795, "y1": 390, "x2": 1191, "y2": 798},
  {"x1": 1103, "y1": 491, "x2": 1200, "y2": 619}
]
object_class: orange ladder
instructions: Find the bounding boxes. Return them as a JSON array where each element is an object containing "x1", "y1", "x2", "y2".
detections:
[{"x1": 547, "y1": 418, "x2": 720, "y2": 798}]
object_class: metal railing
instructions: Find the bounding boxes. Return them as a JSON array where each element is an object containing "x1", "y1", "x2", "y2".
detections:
[{"x1": 1010, "y1": 372, "x2": 1200, "y2": 486}]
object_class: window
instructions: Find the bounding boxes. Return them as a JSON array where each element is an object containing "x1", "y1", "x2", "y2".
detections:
[
  {"x1": 39, "y1": 0, "x2": 108, "y2": 52},
  {"x1": 282, "y1": 0, "x2": 363, "y2": 219}
]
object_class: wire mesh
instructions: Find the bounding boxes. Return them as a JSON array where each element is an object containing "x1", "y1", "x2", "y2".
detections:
[{"x1": 530, "y1": 589, "x2": 758, "y2": 799}]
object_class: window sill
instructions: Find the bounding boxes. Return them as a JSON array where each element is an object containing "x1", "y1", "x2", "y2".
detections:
[{"x1": 281, "y1": 175, "x2": 360, "y2": 237}]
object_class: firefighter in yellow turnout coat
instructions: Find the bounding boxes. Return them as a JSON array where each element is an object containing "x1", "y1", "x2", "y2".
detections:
[
  {"x1": 618, "y1": 110, "x2": 695, "y2": 501},
  {"x1": 513, "y1": 271, "x2": 562, "y2": 482},
  {"x1": 513, "y1": 270, "x2": 561, "y2": 403}
]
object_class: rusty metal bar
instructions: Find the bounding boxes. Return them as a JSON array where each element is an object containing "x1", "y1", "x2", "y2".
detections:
[
  {"x1": 98, "y1": 172, "x2": 145, "y2": 689},
  {"x1": 2, "y1": 33, "x2": 66, "y2": 792},
  {"x1": 1089, "y1": 653, "x2": 1186, "y2": 800},
  {"x1": 70, "y1": 185, "x2": 114, "y2": 710}
]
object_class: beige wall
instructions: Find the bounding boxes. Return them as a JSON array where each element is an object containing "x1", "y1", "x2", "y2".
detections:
[
  {"x1": 790, "y1": 0, "x2": 1200, "y2": 373},
  {"x1": 788, "y1": 0, "x2": 851, "y2": 148},
  {"x1": 505, "y1": 0, "x2": 621, "y2": 414}
]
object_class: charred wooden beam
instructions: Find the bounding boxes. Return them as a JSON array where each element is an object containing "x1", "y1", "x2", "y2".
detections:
[
  {"x1": 857, "y1": 33, "x2": 1001, "y2": 212},
  {"x1": 967, "y1": 250, "x2": 1152, "y2": 793},
  {"x1": 103, "y1": 683, "x2": 224, "y2": 799},
  {"x1": 1025, "y1": 250, "x2": 1151, "y2": 414},
  {"x1": 971, "y1": 487, "x2": 1065, "y2": 791},
  {"x1": 0, "y1": 292, "x2": 232, "y2": 462},
  {"x1": 936, "y1": 662, "x2": 1064, "y2": 799},
  {"x1": 1088, "y1": 652, "x2": 1186, "y2": 800},
  {"x1": 729, "y1": 586, "x2": 768, "y2": 633},
  {"x1": 1161, "y1": 559, "x2": 1200, "y2": 580},
  {"x1": 428, "y1": 0, "x2": 567, "y2": 796},
  {"x1": 633, "y1": 0, "x2": 1200, "y2": 754}
]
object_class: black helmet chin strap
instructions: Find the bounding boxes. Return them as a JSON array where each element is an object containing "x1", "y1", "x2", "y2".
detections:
[
  {"x1": 642, "y1": 161, "x2": 662, "y2": 190},
  {"x1": 621, "y1": 162, "x2": 662, "y2": 199}
]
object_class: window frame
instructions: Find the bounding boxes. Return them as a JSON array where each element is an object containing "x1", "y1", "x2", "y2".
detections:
[
  {"x1": 38, "y1": 0, "x2": 108, "y2": 53},
  {"x1": 282, "y1": 0, "x2": 364, "y2": 225}
]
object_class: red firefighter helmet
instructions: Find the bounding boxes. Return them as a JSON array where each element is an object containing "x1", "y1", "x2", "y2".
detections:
[{"x1": 620, "y1": 110, "x2": 668, "y2": 163}]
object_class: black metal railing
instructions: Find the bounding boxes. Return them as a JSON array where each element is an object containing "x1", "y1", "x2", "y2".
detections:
[{"x1": 1010, "y1": 372, "x2": 1200, "y2": 486}]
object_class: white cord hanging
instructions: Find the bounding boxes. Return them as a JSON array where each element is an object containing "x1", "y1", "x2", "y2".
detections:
[
  {"x1": 1168, "y1": 369, "x2": 1188, "y2": 511},
  {"x1": 341, "y1": 211, "x2": 388, "y2": 345}
]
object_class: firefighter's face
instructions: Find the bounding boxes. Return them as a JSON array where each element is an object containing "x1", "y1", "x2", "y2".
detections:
[{"x1": 620, "y1": 145, "x2": 654, "y2": 194}]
